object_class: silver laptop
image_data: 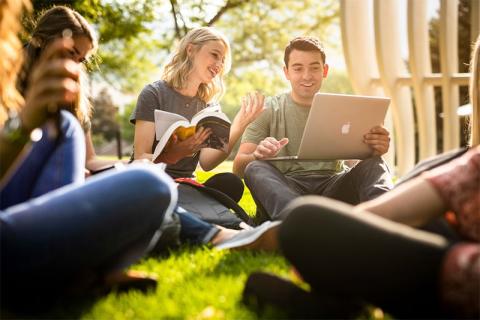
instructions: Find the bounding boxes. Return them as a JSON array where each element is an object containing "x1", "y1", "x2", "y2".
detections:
[{"x1": 265, "y1": 93, "x2": 390, "y2": 161}]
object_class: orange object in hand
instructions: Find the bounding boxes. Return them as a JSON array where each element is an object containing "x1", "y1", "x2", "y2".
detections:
[{"x1": 174, "y1": 126, "x2": 196, "y2": 140}]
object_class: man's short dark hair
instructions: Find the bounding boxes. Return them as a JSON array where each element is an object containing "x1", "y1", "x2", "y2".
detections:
[{"x1": 284, "y1": 36, "x2": 326, "y2": 67}]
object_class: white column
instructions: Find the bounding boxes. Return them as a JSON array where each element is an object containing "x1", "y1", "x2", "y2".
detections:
[
  {"x1": 439, "y1": 0, "x2": 460, "y2": 151},
  {"x1": 374, "y1": 0, "x2": 416, "y2": 175},
  {"x1": 340, "y1": 0, "x2": 395, "y2": 171},
  {"x1": 407, "y1": 0, "x2": 437, "y2": 160}
]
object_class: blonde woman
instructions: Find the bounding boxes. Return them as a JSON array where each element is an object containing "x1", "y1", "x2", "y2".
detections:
[{"x1": 131, "y1": 27, "x2": 264, "y2": 202}]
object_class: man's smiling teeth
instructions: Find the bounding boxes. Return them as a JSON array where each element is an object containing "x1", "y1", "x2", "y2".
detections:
[{"x1": 301, "y1": 83, "x2": 313, "y2": 87}]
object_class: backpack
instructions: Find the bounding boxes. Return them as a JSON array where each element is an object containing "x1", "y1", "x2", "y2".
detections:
[{"x1": 176, "y1": 178, "x2": 254, "y2": 229}]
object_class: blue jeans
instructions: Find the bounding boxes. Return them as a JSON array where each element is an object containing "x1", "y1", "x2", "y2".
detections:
[
  {"x1": 1, "y1": 111, "x2": 85, "y2": 209},
  {"x1": 1, "y1": 165, "x2": 176, "y2": 305},
  {"x1": 176, "y1": 207, "x2": 219, "y2": 245}
]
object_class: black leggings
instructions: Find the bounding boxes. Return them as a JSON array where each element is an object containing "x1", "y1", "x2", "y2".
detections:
[{"x1": 278, "y1": 196, "x2": 450, "y2": 318}]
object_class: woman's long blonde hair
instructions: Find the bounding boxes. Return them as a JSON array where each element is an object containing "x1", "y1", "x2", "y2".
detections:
[
  {"x1": 0, "y1": 0, "x2": 30, "y2": 125},
  {"x1": 162, "y1": 27, "x2": 232, "y2": 103},
  {"x1": 469, "y1": 35, "x2": 480, "y2": 147}
]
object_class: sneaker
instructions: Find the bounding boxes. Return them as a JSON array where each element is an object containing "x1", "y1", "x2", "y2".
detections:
[{"x1": 214, "y1": 221, "x2": 281, "y2": 251}]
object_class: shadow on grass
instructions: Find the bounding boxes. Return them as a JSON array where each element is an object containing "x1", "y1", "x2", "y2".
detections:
[
  {"x1": 1, "y1": 293, "x2": 97, "y2": 319},
  {"x1": 1, "y1": 277, "x2": 157, "y2": 319}
]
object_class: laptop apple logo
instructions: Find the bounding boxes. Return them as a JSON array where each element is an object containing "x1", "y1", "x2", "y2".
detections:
[{"x1": 341, "y1": 122, "x2": 351, "y2": 135}]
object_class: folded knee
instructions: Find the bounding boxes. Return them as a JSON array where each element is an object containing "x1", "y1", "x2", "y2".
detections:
[
  {"x1": 279, "y1": 196, "x2": 352, "y2": 246},
  {"x1": 109, "y1": 166, "x2": 175, "y2": 211},
  {"x1": 244, "y1": 160, "x2": 269, "y2": 182},
  {"x1": 357, "y1": 156, "x2": 387, "y2": 169}
]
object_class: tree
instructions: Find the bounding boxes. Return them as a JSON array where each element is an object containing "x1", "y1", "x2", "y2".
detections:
[
  {"x1": 29, "y1": 0, "x2": 165, "y2": 92},
  {"x1": 28, "y1": 0, "x2": 343, "y2": 154},
  {"x1": 29, "y1": 0, "x2": 339, "y2": 94},
  {"x1": 91, "y1": 88, "x2": 119, "y2": 142}
]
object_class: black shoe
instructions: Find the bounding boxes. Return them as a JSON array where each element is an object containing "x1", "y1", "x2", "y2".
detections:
[{"x1": 243, "y1": 272, "x2": 361, "y2": 319}]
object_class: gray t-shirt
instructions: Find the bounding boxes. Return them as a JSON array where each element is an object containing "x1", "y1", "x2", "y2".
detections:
[
  {"x1": 242, "y1": 92, "x2": 345, "y2": 176},
  {"x1": 130, "y1": 80, "x2": 207, "y2": 178}
]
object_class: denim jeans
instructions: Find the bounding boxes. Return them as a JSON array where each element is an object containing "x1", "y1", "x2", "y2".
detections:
[
  {"x1": 0, "y1": 111, "x2": 178, "y2": 306},
  {"x1": 1, "y1": 165, "x2": 177, "y2": 306},
  {"x1": 244, "y1": 157, "x2": 393, "y2": 221},
  {"x1": 1, "y1": 111, "x2": 85, "y2": 209},
  {"x1": 177, "y1": 207, "x2": 219, "y2": 245}
]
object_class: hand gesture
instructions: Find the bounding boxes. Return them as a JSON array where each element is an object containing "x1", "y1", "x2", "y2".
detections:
[
  {"x1": 253, "y1": 137, "x2": 289, "y2": 159},
  {"x1": 158, "y1": 127, "x2": 211, "y2": 164},
  {"x1": 21, "y1": 38, "x2": 80, "y2": 131},
  {"x1": 364, "y1": 125, "x2": 390, "y2": 156},
  {"x1": 233, "y1": 91, "x2": 265, "y2": 130}
]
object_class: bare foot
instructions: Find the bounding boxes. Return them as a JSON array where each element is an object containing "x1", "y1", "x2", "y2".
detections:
[
  {"x1": 210, "y1": 225, "x2": 240, "y2": 246},
  {"x1": 215, "y1": 221, "x2": 281, "y2": 251}
]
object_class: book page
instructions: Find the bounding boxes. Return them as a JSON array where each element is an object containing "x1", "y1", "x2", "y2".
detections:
[
  {"x1": 153, "y1": 107, "x2": 231, "y2": 160},
  {"x1": 153, "y1": 110, "x2": 190, "y2": 162},
  {"x1": 154, "y1": 110, "x2": 188, "y2": 140},
  {"x1": 191, "y1": 109, "x2": 230, "y2": 125},
  {"x1": 196, "y1": 116, "x2": 230, "y2": 153}
]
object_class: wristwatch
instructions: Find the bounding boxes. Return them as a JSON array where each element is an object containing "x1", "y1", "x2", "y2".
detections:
[{"x1": 1, "y1": 115, "x2": 31, "y2": 145}]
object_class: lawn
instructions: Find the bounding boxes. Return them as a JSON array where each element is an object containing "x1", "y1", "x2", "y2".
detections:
[
  {"x1": 52, "y1": 162, "x2": 292, "y2": 319},
  {"x1": 12, "y1": 162, "x2": 387, "y2": 319}
]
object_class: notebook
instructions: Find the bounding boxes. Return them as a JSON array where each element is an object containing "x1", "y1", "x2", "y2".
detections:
[{"x1": 264, "y1": 93, "x2": 390, "y2": 161}]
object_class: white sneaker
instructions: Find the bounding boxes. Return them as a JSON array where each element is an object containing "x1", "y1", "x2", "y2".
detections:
[{"x1": 215, "y1": 221, "x2": 282, "y2": 251}]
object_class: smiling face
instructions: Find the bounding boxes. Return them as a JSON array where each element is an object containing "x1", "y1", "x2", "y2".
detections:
[
  {"x1": 283, "y1": 49, "x2": 329, "y2": 106},
  {"x1": 189, "y1": 40, "x2": 226, "y2": 85}
]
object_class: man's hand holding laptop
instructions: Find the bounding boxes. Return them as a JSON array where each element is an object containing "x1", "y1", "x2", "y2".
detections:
[{"x1": 363, "y1": 125, "x2": 390, "y2": 156}]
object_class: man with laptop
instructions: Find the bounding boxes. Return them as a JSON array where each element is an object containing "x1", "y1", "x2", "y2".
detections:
[{"x1": 233, "y1": 36, "x2": 393, "y2": 222}]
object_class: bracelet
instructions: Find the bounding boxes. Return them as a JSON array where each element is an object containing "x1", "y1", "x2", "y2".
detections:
[{"x1": 1, "y1": 115, "x2": 31, "y2": 146}]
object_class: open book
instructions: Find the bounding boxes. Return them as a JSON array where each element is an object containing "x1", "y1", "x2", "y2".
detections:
[{"x1": 152, "y1": 106, "x2": 231, "y2": 162}]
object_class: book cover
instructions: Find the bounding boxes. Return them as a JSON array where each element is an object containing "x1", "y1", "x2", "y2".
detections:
[{"x1": 152, "y1": 107, "x2": 231, "y2": 162}]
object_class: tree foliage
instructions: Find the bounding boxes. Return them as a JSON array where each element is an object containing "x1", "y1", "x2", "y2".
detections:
[
  {"x1": 91, "y1": 88, "x2": 119, "y2": 141},
  {"x1": 29, "y1": 0, "x2": 344, "y2": 146},
  {"x1": 30, "y1": 0, "x2": 340, "y2": 92}
]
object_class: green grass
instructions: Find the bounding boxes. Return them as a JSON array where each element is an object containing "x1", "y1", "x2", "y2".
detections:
[
  {"x1": 14, "y1": 161, "x2": 387, "y2": 319},
  {"x1": 81, "y1": 250, "x2": 290, "y2": 319},
  {"x1": 75, "y1": 162, "x2": 289, "y2": 319},
  {"x1": 43, "y1": 162, "x2": 290, "y2": 319}
]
